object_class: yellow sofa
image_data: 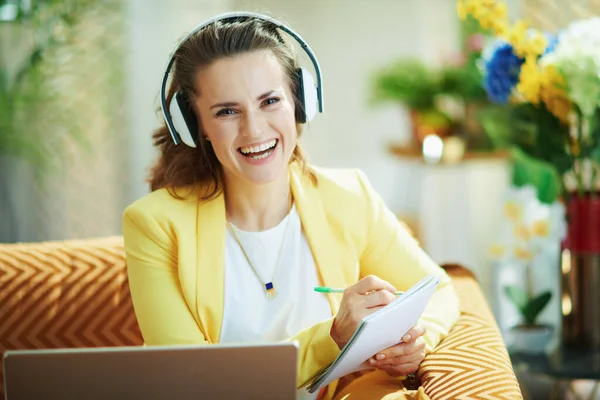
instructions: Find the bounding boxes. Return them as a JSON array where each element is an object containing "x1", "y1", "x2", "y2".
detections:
[{"x1": 0, "y1": 237, "x2": 522, "y2": 399}]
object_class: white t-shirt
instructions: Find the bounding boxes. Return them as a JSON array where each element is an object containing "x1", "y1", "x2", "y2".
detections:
[{"x1": 220, "y1": 204, "x2": 332, "y2": 399}]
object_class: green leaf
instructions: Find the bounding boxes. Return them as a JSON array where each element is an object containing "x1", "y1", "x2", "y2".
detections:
[
  {"x1": 504, "y1": 285, "x2": 529, "y2": 313},
  {"x1": 523, "y1": 291, "x2": 552, "y2": 325},
  {"x1": 511, "y1": 147, "x2": 562, "y2": 204}
]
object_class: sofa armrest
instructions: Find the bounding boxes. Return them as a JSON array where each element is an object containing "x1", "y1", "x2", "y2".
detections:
[{"x1": 417, "y1": 264, "x2": 523, "y2": 399}]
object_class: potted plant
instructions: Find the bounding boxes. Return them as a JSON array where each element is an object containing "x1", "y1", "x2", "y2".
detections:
[
  {"x1": 504, "y1": 285, "x2": 553, "y2": 353},
  {"x1": 490, "y1": 185, "x2": 566, "y2": 353},
  {"x1": 370, "y1": 59, "x2": 455, "y2": 144},
  {"x1": 459, "y1": 0, "x2": 600, "y2": 350}
]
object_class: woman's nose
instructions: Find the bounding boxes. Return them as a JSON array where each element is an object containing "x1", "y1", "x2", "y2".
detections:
[{"x1": 240, "y1": 109, "x2": 265, "y2": 138}]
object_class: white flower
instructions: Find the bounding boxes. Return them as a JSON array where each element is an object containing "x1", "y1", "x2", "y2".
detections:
[
  {"x1": 490, "y1": 185, "x2": 566, "y2": 265},
  {"x1": 541, "y1": 17, "x2": 600, "y2": 117}
]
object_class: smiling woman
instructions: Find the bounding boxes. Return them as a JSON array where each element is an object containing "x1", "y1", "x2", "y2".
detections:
[{"x1": 122, "y1": 12, "x2": 460, "y2": 400}]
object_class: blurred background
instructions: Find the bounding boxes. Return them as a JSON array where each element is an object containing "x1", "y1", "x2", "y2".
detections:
[{"x1": 1, "y1": 0, "x2": 599, "y2": 397}]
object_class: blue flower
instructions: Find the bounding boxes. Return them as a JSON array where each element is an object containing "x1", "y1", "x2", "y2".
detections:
[
  {"x1": 544, "y1": 33, "x2": 559, "y2": 55},
  {"x1": 483, "y1": 41, "x2": 524, "y2": 104}
]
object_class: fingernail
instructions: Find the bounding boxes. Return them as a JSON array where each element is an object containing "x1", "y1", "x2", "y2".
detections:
[
  {"x1": 403, "y1": 334, "x2": 411, "y2": 341},
  {"x1": 376, "y1": 353, "x2": 386, "y2": 360},
  {"x1": 369, "y1": 358, "x2": 377, "y2": 364}
]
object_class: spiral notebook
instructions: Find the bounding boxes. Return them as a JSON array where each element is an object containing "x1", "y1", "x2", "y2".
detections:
[{"x1": 305, "y1": 274, "x2": 440, "y2": 393}]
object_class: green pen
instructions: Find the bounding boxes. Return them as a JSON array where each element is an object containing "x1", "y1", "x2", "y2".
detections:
[{"x1": 314, "y1": 287, "x2": 404, "y2": 296}]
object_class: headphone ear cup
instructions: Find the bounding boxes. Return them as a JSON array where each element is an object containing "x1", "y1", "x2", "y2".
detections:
[
  {"x1": 295, "y1": 67, "x2": 318, "y2": 123},
  {"x1": 170, "y1": 91, "x2": 199, "y2": 147}
]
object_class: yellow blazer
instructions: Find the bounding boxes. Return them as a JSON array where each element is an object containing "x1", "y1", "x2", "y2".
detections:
[{"x1": 122, "y1": 164, "x2": 460, "y2": 395}]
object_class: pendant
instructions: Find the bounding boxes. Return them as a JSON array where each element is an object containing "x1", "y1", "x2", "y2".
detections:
[{"x1": 265, "y1": 282, "x2": 277, "y2": 300}]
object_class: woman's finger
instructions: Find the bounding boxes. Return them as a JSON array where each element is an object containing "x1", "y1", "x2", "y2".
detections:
[
  {"x1": 351, "y1": 275, "x2": 397, "y2": 295},
  {"x1": 375, "y1": 349, "x2": 426, "y2": 366},
  {"x1": 402, "y1": 325, "x2": 426, "y2": 343},
  {"x1": 372, "y1": 336, "x2": 426, "y2": 362},
  {"x1": 362, "y1": 289, "x2": 396, "y2": 309}
]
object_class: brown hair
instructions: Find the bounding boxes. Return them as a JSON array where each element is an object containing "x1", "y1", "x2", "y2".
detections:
[{"x1": 148, "y1": 16, "x2": 316, "y2": 200}]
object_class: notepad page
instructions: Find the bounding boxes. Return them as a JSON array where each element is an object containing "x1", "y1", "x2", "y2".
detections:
[{"x1": 308, "y1": 275, "x2": 439, "y2": 392}]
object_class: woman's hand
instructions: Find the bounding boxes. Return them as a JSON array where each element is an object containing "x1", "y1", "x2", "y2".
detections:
[
  {"x1": 367, "y1": 326, "x2": 427, "y2": 377},
  {"x1": 330, "y1": 275, "x2": 397, "y2": 349}
]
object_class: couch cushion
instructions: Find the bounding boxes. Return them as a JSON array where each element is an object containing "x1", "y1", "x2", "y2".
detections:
[
  {"x1": 0, "y1": 236, "x2": 143, "y2": 396},
  {"x1": 418, "y1": 265, "x2": 522, "y2": 399}
]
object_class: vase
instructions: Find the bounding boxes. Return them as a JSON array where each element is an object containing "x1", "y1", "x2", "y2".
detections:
[
  {"x1": 507, "y1": 324, "x2": 554, "y2": 354},
  {"x1": 408, "y1": 109, "x2": 453, "y2": 144},
  {"x1": 560, "y1": 194, "x2": 600, "y2": 350}
]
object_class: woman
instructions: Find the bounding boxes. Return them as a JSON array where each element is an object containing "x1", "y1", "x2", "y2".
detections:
[{"x1": 122, "y1": 12, "x2": 460, "y2": 400}]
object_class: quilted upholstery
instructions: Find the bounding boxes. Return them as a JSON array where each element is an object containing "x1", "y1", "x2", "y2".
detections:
[{"x1": 0, "y1": 238, "x2": 522, "y2": 399}]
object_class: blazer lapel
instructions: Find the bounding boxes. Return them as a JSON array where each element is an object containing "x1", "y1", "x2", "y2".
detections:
[
  {"x1": 290, "y1": 167, "x2": 347, "y2": 315},
  {"x1": 195, "y1": 192, "x2": 226, "y2": 344}
]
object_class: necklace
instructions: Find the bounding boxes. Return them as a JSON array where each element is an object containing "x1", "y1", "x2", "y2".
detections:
[{"x1": 226, "y1": 209, "x2": 292, "y2": 300}]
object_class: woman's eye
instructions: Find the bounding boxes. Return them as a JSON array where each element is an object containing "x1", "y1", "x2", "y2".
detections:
[
  {"x1": 216, "y1": 108, "x2": 235, "y2": 117},
  {"x1": 262, "y1": 97, "x2": 280, "y2": 107}
]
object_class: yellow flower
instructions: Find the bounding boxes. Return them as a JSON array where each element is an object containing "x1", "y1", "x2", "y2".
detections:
[
  {"x1": 457, "y1": 1, "x2": 467, "y2": 20},
  {"x1": 525, "y1": 31, "x2": 548, "y2": 57},
  {"x1": 490, "y1": 244, "x2": 506, "y2": 258},
  {"x1": 517, "y1": 57, "x2": 542, "y2": 104},
  {"x1": 514, "y1": 224, "x2": 530, "y2": 240},
  {"x1": 504, "y1": 201, "x2": 522, "y2": 221},
  {"x1": 544, "y1": 93, "x2": 571, "y2": 123},
  {"x1": 457, "y1": 0, "x2": 478, "y2": 21},
  {"x1": 494, "y1": 2, "x2": 508, "y2": 20},
  {"x1": 531, "y1": 220, "x2": 550, "y2": 237},
  {"x1": 492, "y1": 19, "x2": 509, "y2": 36},
  {"x1": 507, "y1": 20, "x2": 530, "y2": 57},
  {"x1": 515, "y1": 247, "x2": 533, "y2": 260}
]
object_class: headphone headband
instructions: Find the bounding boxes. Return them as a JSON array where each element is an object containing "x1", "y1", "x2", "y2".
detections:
[{"x1": 160, "y1": 11, "x2": 324, "y2": 145}]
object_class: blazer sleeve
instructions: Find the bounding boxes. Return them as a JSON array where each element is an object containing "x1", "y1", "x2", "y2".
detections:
[
  {"x1": 123, "y1": 208, "x2": 209, "y2": 345},
  {"x1": 123, "y1": 206, "x2": 340, "y2": 388},
  {"x1": 356, "y1": 170, "x2": 460, "y2": 352}
]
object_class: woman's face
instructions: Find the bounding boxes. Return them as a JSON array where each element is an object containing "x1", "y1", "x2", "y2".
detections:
[{"x1": 193, "y1": 50, "x2": 298, "y2": 187}]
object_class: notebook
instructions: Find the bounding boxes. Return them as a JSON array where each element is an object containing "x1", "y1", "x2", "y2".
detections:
[{"x1": 305, "y1": 274, "x2": 440, "y2": 393}]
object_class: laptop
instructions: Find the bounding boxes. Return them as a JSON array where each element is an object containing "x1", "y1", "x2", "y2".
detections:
[{"x1": 3, "y1": 342, "x2": 298, "y2": 400}]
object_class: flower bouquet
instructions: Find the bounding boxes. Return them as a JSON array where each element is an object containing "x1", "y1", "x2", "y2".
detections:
[{"x1": 457, "y1": 0, "x2": 600, "y2": 201}]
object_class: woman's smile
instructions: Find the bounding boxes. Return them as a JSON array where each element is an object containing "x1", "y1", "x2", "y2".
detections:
[{"x1": 237, "y1": 138, "x2": 279, "y2": 165}]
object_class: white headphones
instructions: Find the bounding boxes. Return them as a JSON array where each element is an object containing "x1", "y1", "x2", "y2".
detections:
[{"x1": 159, "y1": 11, "x2": 324, "y2": 148}]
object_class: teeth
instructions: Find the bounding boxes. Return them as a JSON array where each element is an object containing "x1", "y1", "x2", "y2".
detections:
[
  {"x1": 240, "y1": 139, "x2": 276, "y2": 154},
  {"x1": 249, "y1": 149, "x2": 274, "y2": 160}
]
